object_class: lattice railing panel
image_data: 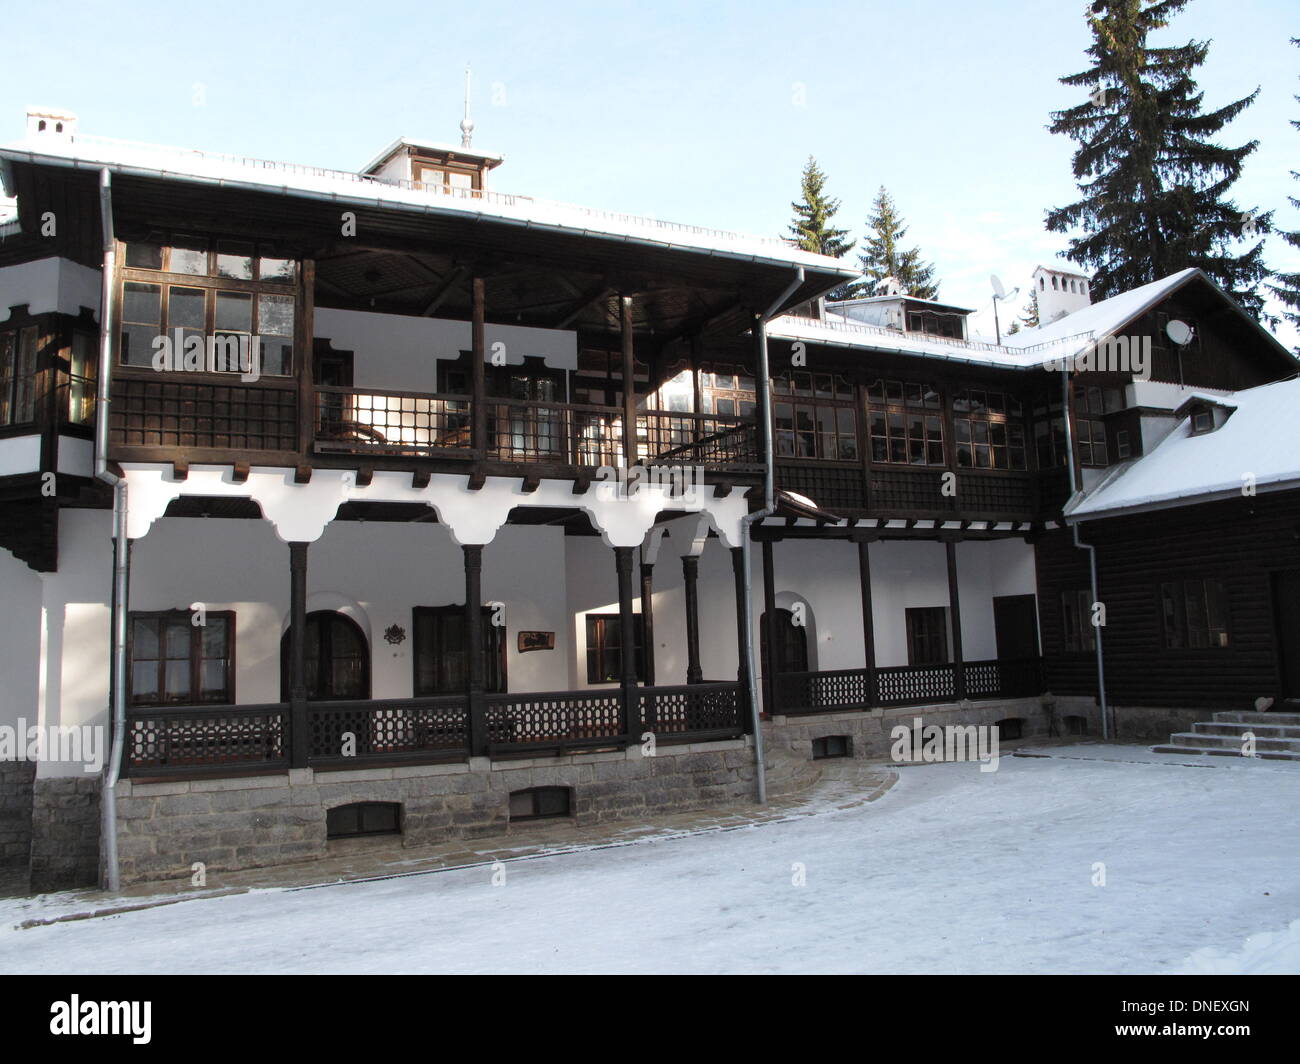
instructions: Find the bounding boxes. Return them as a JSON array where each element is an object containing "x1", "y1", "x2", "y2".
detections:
[
  {"x1": 110, "y1": 377, "x2": 298, "y2": 452},
  {"x1": 305, "y1": 697, "x2": 469, "y2": 762},
  {"x1": 641, "y1": 683, "x2": 743, "y2": 736},
  {"x1": 486, "y1": 690, "x2": 625, "y2": 747},
  {"x1": 125, "y1": 704, "x2": 288, "y2": 775},
  {"x1": 876, "y1": 664, "x2": 957, "y2": 706}
]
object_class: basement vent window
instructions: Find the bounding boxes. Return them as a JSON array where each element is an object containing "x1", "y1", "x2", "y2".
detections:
[
  {"x1": 509, "y1": 786, "x2": 572, "y2": 822},
  {"x1": 996, "y1": 718, "x2": 1025, "y2": 742},
  {"x1": 812, "y1": 735, "x2": 852, "y2": 760},
  {"x1": 327, "y1": 801, "x2": 402, "y2": 839},
  {"x1": 1064, "y1": 715, "x2": 1089, "y2": 736}
]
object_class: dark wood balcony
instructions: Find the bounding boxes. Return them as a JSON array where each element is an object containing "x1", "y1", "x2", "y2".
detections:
[
  {"x1": 123, "y1": 681, "x2": 746, "y2": 780},
  {"x1": 771, "y1": 657, "x2": 1045, "y2": 716},
  {"x1": 106, "y1": 374, "x2": 762, "y2": 475}
]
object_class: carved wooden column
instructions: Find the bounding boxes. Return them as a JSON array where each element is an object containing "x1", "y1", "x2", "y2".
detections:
[
  {"x1": 945, "y1": 538, "x2": 966, "y2": 700},
  {"x1": 761, "y1": 537, "x2": 777, "y2": 716},
  {"x1": 640, "y1": 556, "x2": 656, "y2": 687},
  {"x1": 857, "y1": 536, "x2": 878, "y2": 705},
  {"x1": 471, "y1": 276, "x2": 486, "y2": 457},
  {"x1": 615, "y1": 546, "x2": 639, "y2": 738},
  {"x1": 464, "y1": 544, "x2": 487, "y2": 756},
  {"x1": 682, "y1": 555, "x2": 703, "y2": 685},
  {"x1": 621, "y1": 295, "x2": 636, "y2": 467},
  {"x1": 731, "y1": 546, "x2": 753, "y2": 732},
  {"x1": 288, "y1": 541, "x2": 310, "y2": 767}
]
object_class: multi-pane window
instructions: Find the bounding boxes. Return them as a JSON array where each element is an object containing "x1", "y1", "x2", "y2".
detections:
[
  {"x1": 1061, "y1": 590, "x2": 1096, "y2": 653},
  {"x1": 585, "y1": 613, "x2": 645, "y2": 684},
  {"x1": 68, "y1": 332, "x2": 98, "y2": 426},
  {"x1": 906, "y1": 310, "x2": 963, "y2": 339},
  {"x1": 0, "y1": 326, "x2": 39, "y2": 427},
  {"x1": 129, "y1": 610, "x2": 233, "y2": 706},
  {"x1": 1160, "y1": 579, "x2": 1230, "y2": 649},
  {"x1": 772, "y1": 370, "x2": 857, "y2": 461},
  {"x1": 119, "y1": 234, "x2": 295, "y2": 376},
  {"x1": 412, "y1": 606, "x2": 507, "y2": 694},
  {"x1": 1032, "y1": 394, "x2": 1068, "y2": 469},
  {"x1": 866, "y1": 378, "x2": 944, "y2": 465},
  {"x1": 700, "y1": 363, "x2": 756, "y2": 417},
  {"x1": 952, "y1": 389, "x2": 1027, "y2": 470},
  {"x1": 906, "y1": 607, "x2": 949, "y2": 665},
  {"x1": 1073, "y1": 384, "x2": 1111, "y2": 467}
]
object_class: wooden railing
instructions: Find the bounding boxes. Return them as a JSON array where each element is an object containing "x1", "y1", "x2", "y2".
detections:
[
  {"x1": 638, "y1": 411, "x2": 762, "y2": 470},
  {"x1": 484, "y1": 398, "x2": 624, "y2": 467},
  {"x1": 773, "y1": 658, "x2": 1044, "y2": 716},
  {"x1": 315, "y1": 386, "x2": 472, "y2": 456},
  {"x1": 123, "y1": 682, "x2": 745, "y2": 777}
]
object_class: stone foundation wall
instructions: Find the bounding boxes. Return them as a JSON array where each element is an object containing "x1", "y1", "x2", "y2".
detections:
[
  {"x1": 766, "y1": 696, "x2": 1077, "y2": 763},
  {"x1": 1050, "y1": 696, "x2": 1204, "y2": 741},
  {"x1": 0, "y1": 760, "x2": 36, "y2": 892},
  {"x1": 115, "y1": 737, "x2": 820, "y2": 886},
  {"x1": 29, "y1": 775, "x2": 100, "y2": 893}
]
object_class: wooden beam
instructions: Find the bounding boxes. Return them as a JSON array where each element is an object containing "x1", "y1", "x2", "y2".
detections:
[
  {"x1": 554, "y1": 284, "x2": 614, "y2": 329},
  {"x1": 422, "y1": 265, "x2": 469, "y2": 316},
  {"x1": 621, "y1": 295, "x2": 636, "y2": 467}
]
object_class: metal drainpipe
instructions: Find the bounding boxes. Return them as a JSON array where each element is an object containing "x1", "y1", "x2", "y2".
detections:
[
  {"x1": 740, "y1": 267, "x2": 806, "y2": 804},
  {"x1": 93, "y1": 167, "x2": 129, "y2": 892},
  {"x1": 1061, "y1": 363, "x2": 1110, "y2": 740}
]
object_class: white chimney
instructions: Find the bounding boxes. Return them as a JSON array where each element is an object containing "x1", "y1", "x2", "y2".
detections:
[
  {"x1": 25, "y1": 107, "x2": 78, "y2": 140},
  {"x1": 1032, "y1": 265, "x2": 1091, "y2": 323}
]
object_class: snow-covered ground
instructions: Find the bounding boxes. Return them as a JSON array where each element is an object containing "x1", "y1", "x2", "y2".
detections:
[{"x1": 2, "y1": 748, "x2": 1297, "y2": 974}]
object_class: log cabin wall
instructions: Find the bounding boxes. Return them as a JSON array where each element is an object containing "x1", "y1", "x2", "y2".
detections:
[{"x1": 1037, "y1": 491, "x2": 1300, "y2": 709}]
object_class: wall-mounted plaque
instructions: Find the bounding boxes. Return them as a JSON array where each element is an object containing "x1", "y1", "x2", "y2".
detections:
[{"x1": 517, "y1": 630, "x2": 555, "y2": 653}]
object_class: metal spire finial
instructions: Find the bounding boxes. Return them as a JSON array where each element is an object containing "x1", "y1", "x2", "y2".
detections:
[{"x1": 460, "y1": 66, "x2": 474, "y2": 148}]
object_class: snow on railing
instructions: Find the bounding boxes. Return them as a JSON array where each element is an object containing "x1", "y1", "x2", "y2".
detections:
[
  {"x1": 61, "y1": 132, "x2": 793, "y2": 250},
  {"x1": 773, "y1": 313, "x2": 1096, "y2": 357}
]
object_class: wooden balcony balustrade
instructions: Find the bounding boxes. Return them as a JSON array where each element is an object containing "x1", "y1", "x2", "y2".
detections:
[
  {"x1": 122, "y1": 681, "x2": 746, "y2": 779},
  {"x1": 771, "y1": 657, "x2": 1045, "y2": 716}
]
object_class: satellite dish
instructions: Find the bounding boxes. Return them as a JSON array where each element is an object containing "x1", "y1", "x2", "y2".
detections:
[
  {"x1": 990, "y1": 274, "x2": 1007, "y2": 300},
  {"x1": 1166, "y1": 319, "x2": 1195, "y2": 346}
]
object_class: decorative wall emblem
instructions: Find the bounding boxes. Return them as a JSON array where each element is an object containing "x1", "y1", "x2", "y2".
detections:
[
  {"x1": 517, "y1": 631, "x2": 555, "y2": 653},
  {"x1": 384, "y1": 624, "x2": 406, "y2": 646}
]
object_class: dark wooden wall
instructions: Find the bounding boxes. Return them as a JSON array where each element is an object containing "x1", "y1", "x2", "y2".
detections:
[{"x1": 1037, "y1": 491, "x2": 1300, "y2": 708}]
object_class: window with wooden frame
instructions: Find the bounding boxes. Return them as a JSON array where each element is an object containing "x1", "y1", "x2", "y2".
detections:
[
  {"x1": 128, "y1": 610, "x2": 234, "y2": 706},
  {"x1": 1060, "y1": 590, "x2": 1096, "y2": 653},
  {"x1": 413, "y1": 162, "x2": 480, "y2": 195},
  {"x1": 906, "y1": 309, "x2": 963, "y2": 339},
  {"x1": 585, "y1": 613, "x2": 645, "y2": 684},
  {"x1": 772, "y1": 370, "x2": 857, "y2": 461},
  {"x1": 1032, "y1": 393, "x2": 1068, "y2": 469},
  {"x1": 119, "y1": 233, "x2": 296, "y2": 376},
  {"x1": 952, "y1": 388, "x2": 1027, "y2": 470},
  {"x1": 1072, "y1": 384, "x2": 1112, "y2": 467},
  {"x1": 412, "y1": 605, "x2": 507, "y2": 695},
  {"x1": 67, "y1": 331, "x2": 98, "y2": 426},
  {"x1": 1160, "y1": 579, "x2": 1230, "y2": 649},
  {"x1": 866, "y1": 378, "x2": 944, "y2": 465},
  {"x1": 0, "y1": 325, "x2": 39, "y2": 428},
  {"x1": 700, "y1": 362, "x2": 756, "y2": 417},
  {"x1": 905, "y1": 606, "x2": 949, "y2": 665}
]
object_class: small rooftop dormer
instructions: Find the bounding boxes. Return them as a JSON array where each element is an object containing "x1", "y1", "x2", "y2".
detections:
[
  {"x1": 1174, "y1": 395, "x2": 1236, "y2": 437},
  {"x1": 1033, "y1": 265, "x2": 1091, "y2": 324},
  {"x1": 25, "y1": 106, "x2": 77, "y2": 140},
  {"x1": 829, "y1": 291, "x2": 973, "y2": 341},
  {"x1": 362, "y1": 137, "x2": 503, "y2": 195}
]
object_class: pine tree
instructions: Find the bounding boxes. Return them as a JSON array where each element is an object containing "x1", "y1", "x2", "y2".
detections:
[
  {"x1": 1019, "y1": 289, "x2": 1041, "y2": 329},
  {"x1": 787, "y1": 156, "x2": 860, "y2": 299},
  {"x1": 1045, "y1": 0, "x2": 1270, "y2": 318},
  {"x1": 858, "y1": 187, "x2": 939, "y2": 300},
  {"x1": 1266, "y1": 38, "x2": 1300, "y2": 340}
]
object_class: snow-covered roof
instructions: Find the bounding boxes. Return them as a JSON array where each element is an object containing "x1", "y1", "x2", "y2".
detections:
[
  {"x1": 767, "y1": 311, "x2": 1092, "y2": 370},
  {"x1": 1002, "y1": 269, "x2": 1200, "y2": 354},
  {"x1": 828, "y1": 293, "x2": 975, "y2": 314},
  {"x1": 1066, "y1": 375, "x2": 1300, "y2": 521},
  {"x1": 361, "y1": 136, "x2": 504, "y2": 174},
  {"x1": 0, "y1": 132, "x2": 856, "y2": 278}
]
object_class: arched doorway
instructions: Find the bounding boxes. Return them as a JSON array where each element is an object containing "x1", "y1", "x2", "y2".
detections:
[
  {"x1": 761, "y1": 607, "x2": 809, "y2": 674},
  {"x1": 281, "y1": 610, "x2": 370, "y2": 701}
]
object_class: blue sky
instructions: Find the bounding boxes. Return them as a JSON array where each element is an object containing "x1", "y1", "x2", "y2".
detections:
[{"x1": 3, "y1": 0, "x2": 1297, "y2": 341}]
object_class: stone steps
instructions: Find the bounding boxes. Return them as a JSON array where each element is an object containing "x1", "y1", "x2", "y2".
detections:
[{"x1": 1152, "y1": 709, "x2": 1300, "y2": 762}]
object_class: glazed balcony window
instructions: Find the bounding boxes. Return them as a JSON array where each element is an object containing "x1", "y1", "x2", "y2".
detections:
[
  {"x1": 0, "y1": 325, "x2": 38, "y2": 427},
  {"x1": 952, "y1": 388, "x2": 1027, "y2": 470},
  {"x1": 773, "y1": 370, "x2": 857, "y2": 461},
  {"x1": 118, "y1": 234, "x2": 296, "y2": 376},
  {"x1": 866, "y1": 377, "x2": 944, "y2": 465}
]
